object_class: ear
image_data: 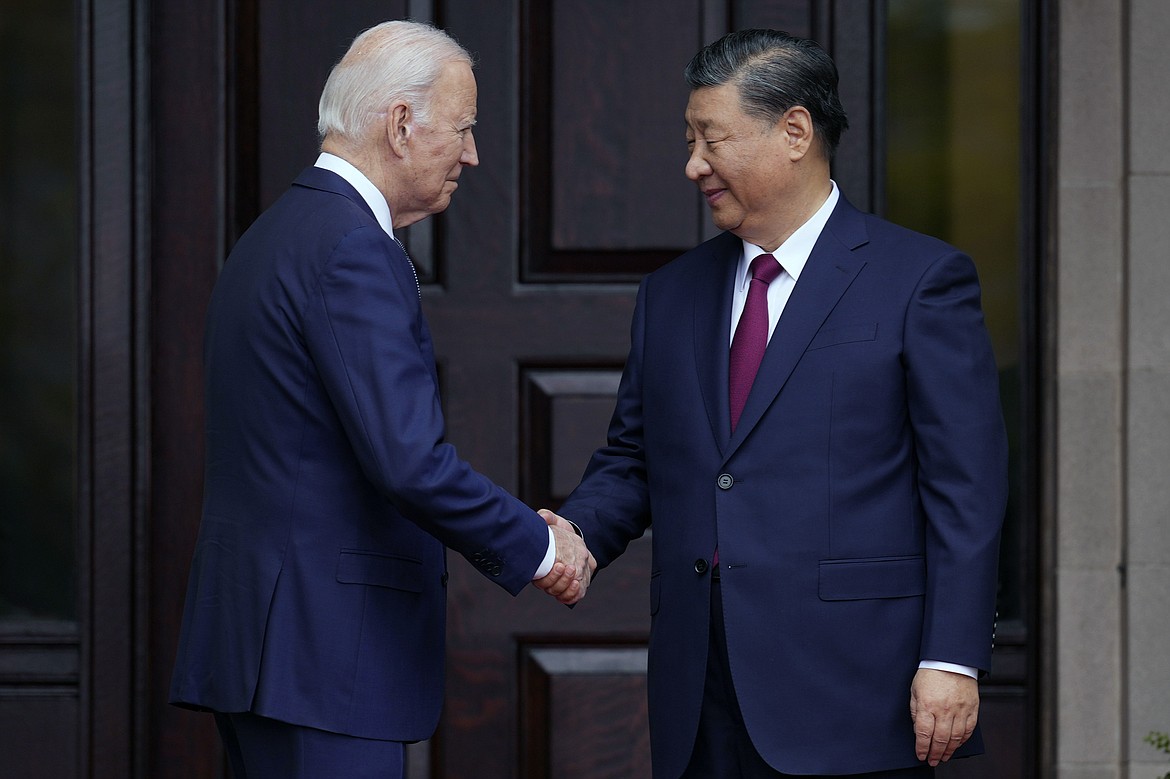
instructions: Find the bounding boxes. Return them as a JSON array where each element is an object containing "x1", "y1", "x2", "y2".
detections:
[
  {"x1": 386, "y1": 101, "x2": 413, "y2": 159},
  {"x1": 781, "y1": 106, "x2": 815, "y2": 161}
]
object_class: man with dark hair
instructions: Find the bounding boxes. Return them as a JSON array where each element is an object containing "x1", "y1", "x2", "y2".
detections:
[{"x1": 546, "y1": 28, "x2": 1006, "y2": 778}]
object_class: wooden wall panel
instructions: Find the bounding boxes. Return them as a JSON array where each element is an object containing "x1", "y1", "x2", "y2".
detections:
[
  {"x1": 0, "y1": 629, "x2": 79, "y2": 775},
  {"x1": 0, "y1": 694, "x2": 78, "y2": 775},
  {"x1": 520, "y1": 0, "x2": 714, "y2": 281},
  {"x1": 548, "y1": 1, "x2": 700, "y2": 252},
  {"x1": 520, "y1": 368, "x2": 622, "y2": 510},
  {"x1": 520, "y1": 644, "x2": 651, "y2": 779}
]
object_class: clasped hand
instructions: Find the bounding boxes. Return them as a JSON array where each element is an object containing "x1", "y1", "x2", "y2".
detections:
[{"x1": 531, "y1": 509, "x2": 596, "y2": 605}]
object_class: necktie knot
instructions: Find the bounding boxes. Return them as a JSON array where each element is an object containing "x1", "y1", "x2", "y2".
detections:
[{"x1": 749, "y1": 253, "x2": 782, "y2": 286}]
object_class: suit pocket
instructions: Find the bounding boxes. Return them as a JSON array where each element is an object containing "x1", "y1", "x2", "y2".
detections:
[
  {"x1": 817, "y1": 555, "x2": 925, "y2": 601},
  {"x1": 336, "y1": 549, "x2": 425, "y2": 593},
  {"x1": 807, "y1": 322, "x2": 878, "y2": 351}
]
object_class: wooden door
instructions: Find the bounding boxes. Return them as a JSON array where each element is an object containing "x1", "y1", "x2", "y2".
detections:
[
  {"x1": 137, "y1": 0, "x2": 1035, "y2": 777},
  {"x1": 0, "y1": 0, "x2": 1038, "y2": 777}
]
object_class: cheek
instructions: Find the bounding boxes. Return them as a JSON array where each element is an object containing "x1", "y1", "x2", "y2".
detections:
[
  {"x1": 427, "y1": 148, "x2": 462, "y2": 182},
  {"x1": 726, "y1": 166, "x2": 765, "y2": 202}
]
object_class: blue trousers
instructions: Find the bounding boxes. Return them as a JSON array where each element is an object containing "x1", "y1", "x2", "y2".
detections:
[{"x1": 214, "y1": 711, "x2": 406, "y2": 779}]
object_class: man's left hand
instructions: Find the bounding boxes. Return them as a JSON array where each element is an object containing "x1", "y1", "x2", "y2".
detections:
[{"x1": 910, "y1": 668, "x2": 979, "y2": 766}]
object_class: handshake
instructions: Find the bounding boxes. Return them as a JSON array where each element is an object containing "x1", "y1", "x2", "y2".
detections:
[{"x1": 531, "y1": 509, "x2": 597, "y2": 606}]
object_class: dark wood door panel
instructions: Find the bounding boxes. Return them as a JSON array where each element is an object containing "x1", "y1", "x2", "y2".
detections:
[
  {"x1": 520, "y1": 643, "x2": 652, "y2": 779},
  {"x1": 520, "y1": 367, "x2": 624, "y2": 509},
  {"x1": 0, "y1": 694, "x2": 78, "y2": 776},
  {"x1": 520, "y1": 0, "x2": 710, "y2": 281}
]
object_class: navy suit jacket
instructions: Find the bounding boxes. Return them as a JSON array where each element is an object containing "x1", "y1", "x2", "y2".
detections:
[
  {"x1": 559, "y1": 194, "x2": 1008, "y2": 777},
  {"x1": 169, "y1": 166, "x2": 549, "y2": 741}
]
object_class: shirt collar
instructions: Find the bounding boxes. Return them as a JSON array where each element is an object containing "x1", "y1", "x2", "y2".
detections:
[
  {"x1": 314, "y1": 152, "x2": 395, "y2": 239},
  {"x1": 738, "y1": 180, "x2": 840, "y2": 287}
]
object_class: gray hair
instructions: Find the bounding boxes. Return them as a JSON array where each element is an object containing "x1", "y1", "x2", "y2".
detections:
[
  {"x1": 317, "y1": 20, "x2": 472, "y2": 141},
  {"x1": 685, "y1": 29, "x2": 849, "y2": 161}
]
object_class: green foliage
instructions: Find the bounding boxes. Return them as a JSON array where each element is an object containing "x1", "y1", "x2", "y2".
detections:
[{"x1": 1146, "y1": 731, "x2": 1170, "y2": 779}]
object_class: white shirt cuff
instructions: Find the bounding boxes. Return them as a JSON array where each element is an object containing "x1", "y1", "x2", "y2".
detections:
[
  {"x1": 532, "y1": 526, "x2": 556, "y2": 580},
  {"x1": 918, "y1": 660, "x2": 979, "y2": 679}
]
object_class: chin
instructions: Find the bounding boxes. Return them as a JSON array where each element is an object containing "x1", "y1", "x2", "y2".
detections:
[{"x1": 711, "y1": 214, "x2": 742, "y2": 233}]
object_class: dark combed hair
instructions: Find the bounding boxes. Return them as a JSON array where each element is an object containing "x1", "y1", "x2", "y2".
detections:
[{"x1": 685, "y1": 29, "x2": 850, "y2": 160}]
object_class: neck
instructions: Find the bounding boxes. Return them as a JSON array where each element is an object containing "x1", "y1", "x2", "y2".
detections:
[
  {"x1": 750, "y1": 173, "x2": 832, "y2": 253},
  {"x1": 321, "y1": 135, "x2": 401, "y2": 221}
]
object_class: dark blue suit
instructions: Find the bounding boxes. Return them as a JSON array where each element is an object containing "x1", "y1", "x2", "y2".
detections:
[
  {"x1": 170, "y1": 166, "x2": 549, "y2": 743},
  {"x1": 559, "y1": 195, "x2": 1007, "y2": 777}
]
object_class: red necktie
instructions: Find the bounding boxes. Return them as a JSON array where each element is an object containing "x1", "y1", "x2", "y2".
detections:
[{"x1": 729, "y1": 253, "x2": 782, "y2": 432}]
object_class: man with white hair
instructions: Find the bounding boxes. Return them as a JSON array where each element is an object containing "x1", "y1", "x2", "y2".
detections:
[{"x1": 169, "y1": 20, "x2": 593, "y2": 777}]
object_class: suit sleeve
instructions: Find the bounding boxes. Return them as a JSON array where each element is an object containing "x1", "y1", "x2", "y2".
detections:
[
  {"x1": 302, "y1": 225, "x2": 549, "y2": 594},
  {"x1": 903, "y1": 250, "x2": 1008, "y2": 673},
  {"x1": 558, "y1": 280, "x2": 654, "y2": 569}
]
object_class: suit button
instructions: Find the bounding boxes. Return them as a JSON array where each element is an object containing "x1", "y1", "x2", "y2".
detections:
[
  {"x1": 717, "y1": 473, "x2": 734, "y2": 490},
  {"x1": 490, "y1": 564, "x2": 502, "y2": 576},
  {"x1": 694, "y1": 559, "x2": 709, "y2": 574}
]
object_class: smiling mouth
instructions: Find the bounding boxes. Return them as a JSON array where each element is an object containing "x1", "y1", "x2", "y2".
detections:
[{"x1": 702, "y1": 188, "x2": 725, "y2": 205}]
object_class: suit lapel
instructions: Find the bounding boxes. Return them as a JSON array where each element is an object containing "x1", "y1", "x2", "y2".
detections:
[
  {"x1": 725, "y1": 197, "x2": 870, "y2": 457},
  {"x1": 293, "y1": 166, "x2": 379, "y2": 224},
  {"x1": 692, "y1": 232, "x2": 741, "y2": 455}
]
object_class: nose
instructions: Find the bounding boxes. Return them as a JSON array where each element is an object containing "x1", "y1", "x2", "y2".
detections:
[
  {"x1": 685, "y1": 144, "x2": 709, "y2": 181},
  {"x1": 462, "y1": 130, "x2": 479, "y2": 167}
]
